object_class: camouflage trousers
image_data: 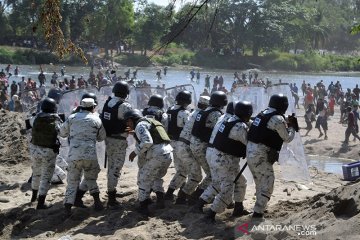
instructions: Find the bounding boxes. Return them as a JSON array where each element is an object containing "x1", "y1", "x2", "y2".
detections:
[
  {"x1": 106, "y1": 137, "x2": 127, "y2": 192},
  {"x1": 65, "y1": 159, "x2": 100, "y2": 205},
  {"x1": 168, "y1": 141, "x2": 197, "y2": 190},
  {"x1": 189, "y1": 139, "x2": 211, "y2": 191},
  {"x1": 137, "y1": 152, "x2": 173, "y2": 202},
  {"x1": 247, "y1": 142, "x2": 274, "y2": 214},
  {"x1": 30, "y1": 145, "x2": 57, "y2": 196},
  {"x1": 51, "y1": 155, "x2": 68, "y2": 183},
  {"x1": 201, "y1": 148, "x2": 247, "y2": 213}
]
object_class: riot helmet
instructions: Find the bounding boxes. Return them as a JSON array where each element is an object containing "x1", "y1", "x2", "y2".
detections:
[
  {"x1": 210, "y1": 91, "x2": 228, "y2": 108},
  {"x1": 268, "y1": 94, "x2": 289, "y2": 114},
  {"x1": 234, "y1": 101, "x2": 253, "y2": 121},
  {"x1": 41, "y1": 97, "x2": 57, "y2": 113},
  {"x1": 226, "y1": 101, "x2": 235, "y2": 114},
  {"x1": 47, "y1": 88, "x2": 62, "y2": 103},
  {"x1": 112, "y1": 81, "x2": 129, "y2": 98},
  {"x1": 123, "y1": 109, "x2": 143, "y2": 122},
  {"x1": 175, "y1": 91, "x2": 192, "y2": 105},
  {"x1": 148, "y1": 94, "x2": 164, "y2": 109},
  {"x1": 81, "y1": 92, "x2": 98, "y2": 104}
]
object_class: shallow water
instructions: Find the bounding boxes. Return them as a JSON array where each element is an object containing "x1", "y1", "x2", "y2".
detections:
[
  {"x1": 307, "y1": 155, "x2": 357, "y2": 175},
  {"x1": 5, "y1": 64, "x2": 360, "y2": 95}
]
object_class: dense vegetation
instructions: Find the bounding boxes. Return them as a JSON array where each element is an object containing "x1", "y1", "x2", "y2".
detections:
[{"x1": 0, "y1": 0, "x2": 359, "y2": 71}]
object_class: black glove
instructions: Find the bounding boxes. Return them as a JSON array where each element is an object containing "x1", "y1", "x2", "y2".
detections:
[
  {"x1": 25, "y1": 119, "x2": 32, "y2": 130},
  {"x1": 288, "y1": 114, "x2": 299, "y2": 132},
  {"x1": 267, "y1": 148, "x2": 279, "y2": 164},
  {"x1": 59, "y1": 113, "x2": 65, "y2": 122}
]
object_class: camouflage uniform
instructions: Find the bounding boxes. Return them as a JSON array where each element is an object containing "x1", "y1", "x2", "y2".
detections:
[
  {"x1": 201, "y1": 116, "x2": 248, "y2": 213},
  {"x1": 30, "y1": 144, "x2": 57, "y2": 196},
  {"x1": 60, "y1": 110, "x2": 106, "y2": 205},
  {"x1": 206, "y1": 113, "x2": 233, "y2": 163},
  {"x1": 134, "y1": 120, "x2": 173, "y2": 202},
  {"x1": 167, "y1": 105, "x2": 191, "y2": 190},
  {"x1": 247, "y1": 108, "x2": 295, "y2": 214},
  {"x1": 178, "y1": 109, "x2": 202, "y2": 195},
  {"x1": 29, "y1": 113, "x2": 62, "y2": 196},
  {"x1": 30, "y1": 115, "x2": 65, "y2": 184},
  {"x1": 105, "y1": 97, "x2": 132, "y2": 192},
  {"x1": 189, "y1": 107, "x2": 222, "y2": 191}
]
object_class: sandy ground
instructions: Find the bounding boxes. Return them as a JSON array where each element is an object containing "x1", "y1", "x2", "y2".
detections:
[{"x1": 0, "y1": 105, "x2": 359, "y2": 240}]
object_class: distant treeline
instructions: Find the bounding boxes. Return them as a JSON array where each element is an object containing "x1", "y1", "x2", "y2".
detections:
[{"x1": 0, "y1": 0, "x2": 359, "y2": 70}]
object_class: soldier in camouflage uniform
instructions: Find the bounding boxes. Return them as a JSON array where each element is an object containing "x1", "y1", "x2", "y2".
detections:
[
  {"x1": 188, "y1": 91, "x2": 228, "y2": 201},
  {"x1": 125, "y1": 110, "x2": 173, "y2": 216},
  {"x1": 168, "y1": 96, "x2": 210, "y2": 204},
  {"x1": 195, "y1": 101, "x2": 253, "y2": 222},
  {"x1": 163, "y1": 91, "x2": 192, "y2": 201},
  {"x1": 247, "y1": 94, "x2": 297, "y2": 219},
  {"x1": 60, "y1": 98, "x2": 107, "y2": 216},
  {"x1": 100, "y1": 81, "x2": 132, "y2": 206},
  {"x1": 30, "y1": 97, "x2": 62, "y2": 209},
  {"x1": 206, "y1": 101, "x2": 236, "y2": 165},
  {"x1": 142, "y1": 94, "x2": 168, "y2": 128}
]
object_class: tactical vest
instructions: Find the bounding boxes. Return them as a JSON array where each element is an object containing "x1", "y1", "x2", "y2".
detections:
[
  {"x1": 212, "y1": 120, "x2": 246, "y2": 158},
  {"x1": 143, "y1": 107, "x2": 163, "y2": 122},
  {"x1": 100, "y1": 97, "x2": 127, "y2": 137},
  {"x1": 134, "y1": 118, "x2": 171, "y2": 144},
  {"x1": 247, "y1": 110, "x2": 284, "y2": 151},
  {"x1": 167, "y1": 106, "x2": 185, "y2": 140},
  {"x1": 191, "y1": 108, "x2": 222, "y2": 143},
  {"x1": 31, "y1": 115, "x2": 59, "y2": 148}
]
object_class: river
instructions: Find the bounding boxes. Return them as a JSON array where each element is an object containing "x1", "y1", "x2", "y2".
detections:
[{"x1": 6, "y1": 64, "x2": 360, "y2": 96}]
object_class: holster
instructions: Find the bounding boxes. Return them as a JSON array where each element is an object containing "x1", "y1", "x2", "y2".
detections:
[{"x1": 267, "y1": 148, "x2": 279, "y2": 165}]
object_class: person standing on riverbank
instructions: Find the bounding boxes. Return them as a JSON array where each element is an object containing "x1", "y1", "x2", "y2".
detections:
[
  {"x1": 344, "y1": 106, "x2": 360, "y2": 144},
  {"x1": 205, "y1": 75, "x2": 210, "y2": 91},
  {"x1": 315, "y1": 98, "x2": 328, "y2": 140},
  {"x1": 38, "y1": 71, "x2": 46, "y2": 86}
]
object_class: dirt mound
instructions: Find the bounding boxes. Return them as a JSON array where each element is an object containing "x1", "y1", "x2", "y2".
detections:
[
  {"x1": 0, "y1": 110, "x2": 30, "y2": 165},
  {"x1": 256, "y1": 181, "x2": 360, "y2": 239}
]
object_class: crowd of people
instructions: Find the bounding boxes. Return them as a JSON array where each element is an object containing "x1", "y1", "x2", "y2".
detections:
[
  {"x1": 299, "y1": 79, "x2": 360, "y2": 143},
  {"x1": 27, "y1": 80, "x2": 300, "y2": 223}
]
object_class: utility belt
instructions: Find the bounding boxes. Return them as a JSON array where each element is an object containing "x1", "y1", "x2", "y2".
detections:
[
  {"x1": 108, "y1": 134, "x2": 127, "y2": 140},
  {"x1": 178, "y1": 137, "x2": 190, "y2": 145},
  {"x1": 207, "y1": 143, "x2": 214, "y2": 148}
]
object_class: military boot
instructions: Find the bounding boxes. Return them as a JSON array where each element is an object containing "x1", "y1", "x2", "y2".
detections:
[
  {"x1": 232, "y1": 202, "x2": 250, "y2": 217},
  {"x1": 156, "y1": 191, "x2": 165, "y2": 209},
  {"x1": 107, "y1": 191, "x2": 120, "y2": 207},
  {"x1": 138, "y1": 199, "x2": 150, "y2": 216},
  {"x1": 64, "y1": 203, "x2": 72, "y2": 218},
  {"x1": 74, "y1": 189, "x2": 87, "y2": 208},
  {"x1": 164, "y1": 188, "x2": 175, "y2": 201},
  {"x1": 191, "y1": 198, "x2": 206, "y2": 213},
  {"x1": 188, "y1": 188, "x2": 204, "y2": 205},
  {"x1": 175, "y1": 189, "x2": 188, "y2": 205},
  {"x1": 36, "y1": 195, "x2": 52, "y2": 209},
  {"x1": 203, "y1": 209, "x2": 216, "y2": 223},
  {"x1": 251, "y1": 212, "x2": 264, "y2": 222},
  {"x1": 30, "y1": 189, "x2": 38, "y2": 203},
  {"x1": 91, "y1": 192, "x2": 104, "y2": 211}
]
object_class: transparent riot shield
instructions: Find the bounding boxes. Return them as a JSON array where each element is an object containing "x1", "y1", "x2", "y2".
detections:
[
  {"x1": 21, "y1": 88, "x2": 42, "y2": 113},
  {"x1": 266, "y1": 84, "x2": 310, "y2": 182},
  {"x1": 229, "y1": 85, "x2": 267, "y2": 115},
  {"x1": 129, "y1": 86, "x2": 166, "y2": 110},
  {"x1": 165, "y1": 84, "x2": 197, "y2": 110},
  {"x1": 231, "y1": 85, "x2": 310, "y2": 182}
]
